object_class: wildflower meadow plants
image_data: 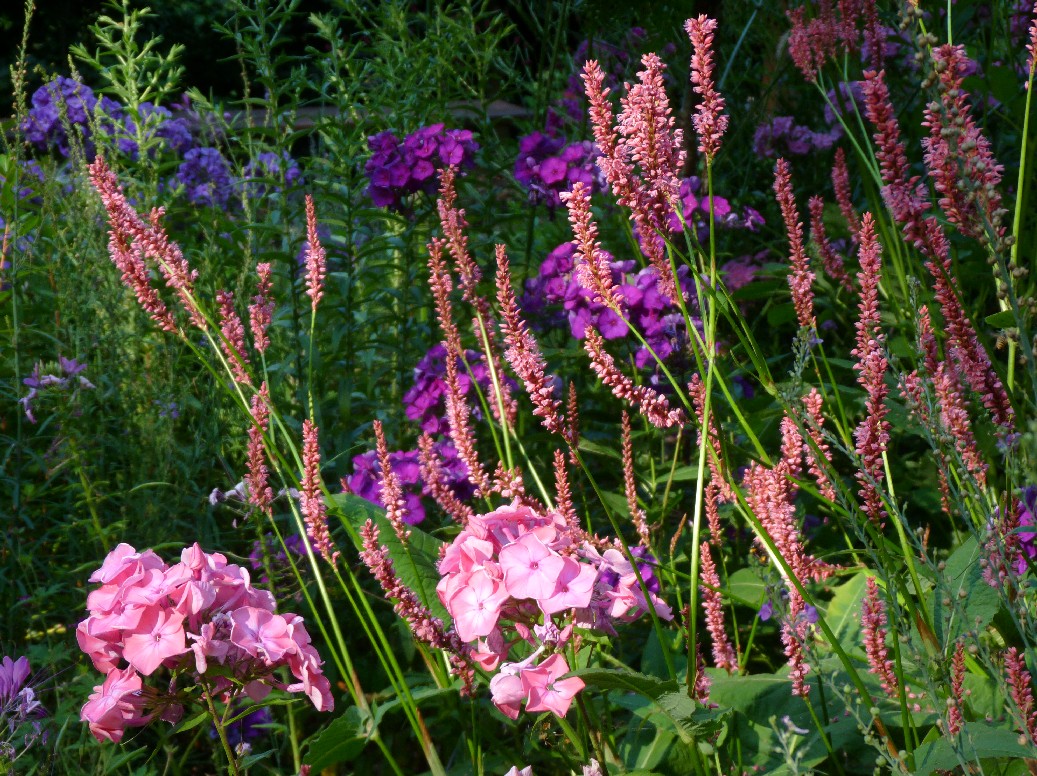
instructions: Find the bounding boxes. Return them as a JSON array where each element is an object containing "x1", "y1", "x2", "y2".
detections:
[{"x1": 7, "y1": 0, "x2": 1037, "y2": 774}]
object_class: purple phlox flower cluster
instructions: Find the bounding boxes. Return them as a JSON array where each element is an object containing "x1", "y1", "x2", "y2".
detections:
[
  {"x1": 19, "y1": 356, "x2": 94, "y2": 424},
  {"x1": 660, "y1": 176, "x2": 765, "y2": 242},
  {"x1": 364, "y1": 124, "x2": 478, "y2": 210},
  {"x1": 513, "y1": 132, "x2": 606, "y2": 208},
  {"x1": 721, "y1": 249, "x2": 770, "y2": 293},
  {"x1": 77, "y1": 542, "x2": 333, "y2": 743},
  {"x1": 21, "y1": 77, "x2": 198, "y2": 160},
  {"x1": 523, "y1": 241, "x2": 702, "y2": 369},
  {"x1": 1, "y1": 655, "x2": 47, "y2": 760},
  {"x1": 20, "y1": 76, "x2": 98, "y2": 156},
  {"x1": 1015, "y1": 486, "x2": 1037, "y2": 574},
  {"x1": 823, "y1": 80, "x2": 866, "y2": 127},
  {"x1": 753, "y1": 116, "x2": 841, "y2": 159},
  {"x1": 242, "y1": 151, "x2": 303, "y2": 197},
  {"x1": 403, "y1": 344, "x2": 512, "y2": 435},
  {"x1": 174, "y1": 147, "x2": 234, "y2": 208},
  {"x1": 348, "y1": 439, "x2": 476, "y2": 525}
]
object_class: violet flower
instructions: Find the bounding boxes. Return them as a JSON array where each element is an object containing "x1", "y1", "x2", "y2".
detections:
[{"x1": 364, "y1": 124, "x2": 478, "y2": 210}]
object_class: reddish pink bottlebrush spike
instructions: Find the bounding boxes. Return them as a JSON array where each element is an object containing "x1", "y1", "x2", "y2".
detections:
[
  {"x1": 1028, "y1": 2, "x2": 1037, "y2": 79},
  {"x1": 786, "y1": 0, "x2": 849, "y2": 82},
  {"x1": 685, "y1": 15, "x2": 728, "y2": 162},
  {"x1": 216, "y1": 290, "x2": 251, "y2": 385},
  {"x1": 495, "y1": 245, "x2": 565, "y2": 436},
  {"x1": 831, "y1": 148, "x2": 860, "y2": 236},
  {"x1": 947, "y1": 641, "x2": 965, "y2": 736},
  {"x1": 862, "y1": 576, "x2": 898, "y2": 696},
  {"x1": 249, "y1": 262, "x2": 274, "y2": 354},
  {"x1": 89, "y1": 156, "x2": 202, "y2": 331},
  {"x1": 552, "y1": 449, "x2": 582, "y2": 544},
  {"x1": 851, "y1": 212, "x2": 890, "y2": 527},
  {"x1": 303, "y1": 195, "x2": 326, "y2": 313},
  {"x1": 809, "y1": 196, "x2": 853, "y2": 292},
  {"x1": 801, "y1": 389, "x2": 837, "y2": 503},
  {"x1": 584, "y1": 328, "x2": 686, "y2": 429},
  {"x1": 374, "y1": 420, "x2": 410, "y2": 543},
  {"x1": 246, "y1": 382, "x2": 272, "y2": 515},
  {"x1": 861, "y1": 69, "x2": 929, "y2": 244},
  {"x1": 773, "y1": 158, "x2": 815, "y2": 330},
  {"x1": 921, "y1": 45, "x2": 1005, "y2": 243},
  {"x1": 359, "y1": 519, "x2": 475, "y2": 695},
  {"x1": 1005, "y1": 647, "x2": 1037, "y2": 744},
  {"x1": 300, "y1": 419, "x2": 337, "y2": 564},
  {"x1": 782, "y1": 591, "x2": 812, "y2": 697},
  {"x1": 621, "y1": 412, "x2": 651, "y2": 547},
  {"x1": 562, "y1": 182, "x2": 625, "y2": 312},
  {"x1": 700, "y1": 541, "x2": 737, "y2": 672}
]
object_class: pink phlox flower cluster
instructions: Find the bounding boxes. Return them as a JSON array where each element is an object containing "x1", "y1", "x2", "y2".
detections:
[
  {"x1": 437, "y1": 502, "x2": 671, "y2": 718},
  {"x1": 78, "y1": 542, "x2": 333, "y2": 742}
]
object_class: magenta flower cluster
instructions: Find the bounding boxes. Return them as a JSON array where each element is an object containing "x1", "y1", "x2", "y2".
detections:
[
  {"x1": 513, "y1": 132, "x2": 606, "y2": 208},
  {"x1": 348, "y1": 438, "x2": 475, "y2": 525},
  {"x1": 364, "y1": 123, "x2": 479, "y2": 209},
  {"x1": 403, "y1": 344, "x2": 510, "y2": 435},
  {"x1": 436, "y1": 502, "x2": 671, "y2": 719},
  {"x1": 77, "y1": 543, "x2": 332, "y2": 743},
  {"x1": 523, "y1": 242, "x2": 696, "y2": 369}
]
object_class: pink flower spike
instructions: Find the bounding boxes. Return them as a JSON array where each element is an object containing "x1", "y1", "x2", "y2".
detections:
[
  {"x1": 303, "y1": 194, "x2": 326, "y2": 313},
  {"x1": 522, "y1": 654, "x2": 585, "y2": 716},
  {"x1": 499, "y1": 533, "x2": 566, "y2": 601},
  {"x1": 122, "y1": 608, "x2": 188, "y2": 676},
  {"x1": 685, "y1": 15, "x2": 728, "y2": 161},
  {"x1": 249, "y1": 262, "x2": 275, "y2": 354}
]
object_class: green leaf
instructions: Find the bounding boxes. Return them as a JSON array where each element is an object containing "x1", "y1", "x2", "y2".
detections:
[
  {"x1": 238, "y1": 748, "x2": 274, "y2": 770},
  {"x1": 329, "y1": 493, "x2": 448, "y2": 622},
  {"x1": 579, "y1": 438, "x2": 623, "y2": 460},
  {"x1": 912, "y1": 724, "x2": 1035, "y2": 774},
  {"x1": 821, "y1": 571, "x2": 869, "y2": 648},
  {"x1": 985, "y1": 310, "x2": 1016, "y2": 329},
  {"x1": 303, "y1": 706, "x2": 371, "y2": 771},
  {"x1": 932, "y1": 536, "x2": 1000, "y2": 646},
  {"x1": 724, "y1": 568, "x2": 766, "y2": 608},
  {"x1": 571, "y1": 667, "x2": 716, "y2": 744},
  {"x1": 173, "y1": 709, "x2": 211, "y2": 734}
]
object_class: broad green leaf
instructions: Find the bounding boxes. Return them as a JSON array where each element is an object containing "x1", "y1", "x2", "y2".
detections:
[
  {"x1": 932, "y1": 537, "x2": 1000, "y2": 647},
  {"x1": 571, "y1": 667, "x2": 717, "y2": 744},
  {"x1": 329, "y1": 493, "x2": 448, "y2": 622},
  {"x1": 912, "y1": 724, "x2": 1035, "y2": 774},
  {"x1": 821, "y1": 570, "x2": 869, "y2": 648},
  {"x1": 173, "y1": 709, "x2": 211, "y2": 734},
  {"x1": 725, "y1": 567, "x2": 767, "y2": 608},
  {"x1": 985, "y1": 310, "x2": 1016, "y2": 329},
  {"x1": 303, "y1": 706, "x2": 370, "y2": 771},
  {"x1": 238, "y1": 748, "x2": 274, "y2": 770}
]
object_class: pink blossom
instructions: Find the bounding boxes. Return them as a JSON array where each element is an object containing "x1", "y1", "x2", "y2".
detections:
[
  {"x1": 538, "y1": 558, "x2": 596, "y2": 615},
  {"x1": 122, "y1": 607, "x2": 188, "y2": 676},
  {"x1": 499, "y1": 533, "x2": 566, "y2": 601},
  {"x1": 522, "y1": 654, "x2": 584, "y2": 716},
  {"x1": 447, "y1": 570, "x2": 509, "y2": 642},
  {"x1": 80, "y1": 666, "x2": 147, "y2": 743},
  {"x1": 230, "y1": 607, "x2": 294, "y2": 662},
  {"x1": 489, "y1": 670, "x2": 526, "y2": 720}
]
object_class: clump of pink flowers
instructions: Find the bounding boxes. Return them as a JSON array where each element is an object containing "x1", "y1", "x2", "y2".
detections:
[
  {"x1": 77, "y1": 543, "x2": 333, "y2": 743},
  {"x1": 436, "y1": 502, "x2": 671, "y2": 718}
]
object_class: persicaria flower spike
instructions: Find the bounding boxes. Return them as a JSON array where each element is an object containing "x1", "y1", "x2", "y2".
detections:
[
  {"x1": 300, "y1": 420, "x2": 337, "y2": 564},
  {"x1": 216, "y1": 290, "x2": 251, "y2": 385},
  {"x1": 374, "y1": 419, "x2": 411, "y2": 542},
  {"x1": 249, "y1": 262, "x2": 274, "y2": 354},
  {"x1": 700, "y1": 542, "x2": 737, "y2": 672},
  {"x1": 862, "y1": 576, "x2": 898, "y2": 696},
  {"x1": 773, "y1": 159, "x2": 815, "y2": 330},
  {"x1": 685, "y1": 15, "x2": 728, "y2": 161},
  {"x1": 246, "y1": 383, "x2": 272, "y2": 515},
  {"x1": 303, "y1": 195, "x2": 326, "y2": 313},
  {"x1": 1005, "y1": 646, "x2": 1037, "y2": 744}
]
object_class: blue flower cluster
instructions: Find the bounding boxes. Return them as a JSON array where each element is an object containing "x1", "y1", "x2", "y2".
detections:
[
  {"x1": 513, "y1": 132, "x2": 605, "y2": 208},
  {"x1": 364, "y1": 123, "x2": 479, "y2": 209},
  {"x1": 21, "y1": 76, "x2": 302, "y2": 209}
]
